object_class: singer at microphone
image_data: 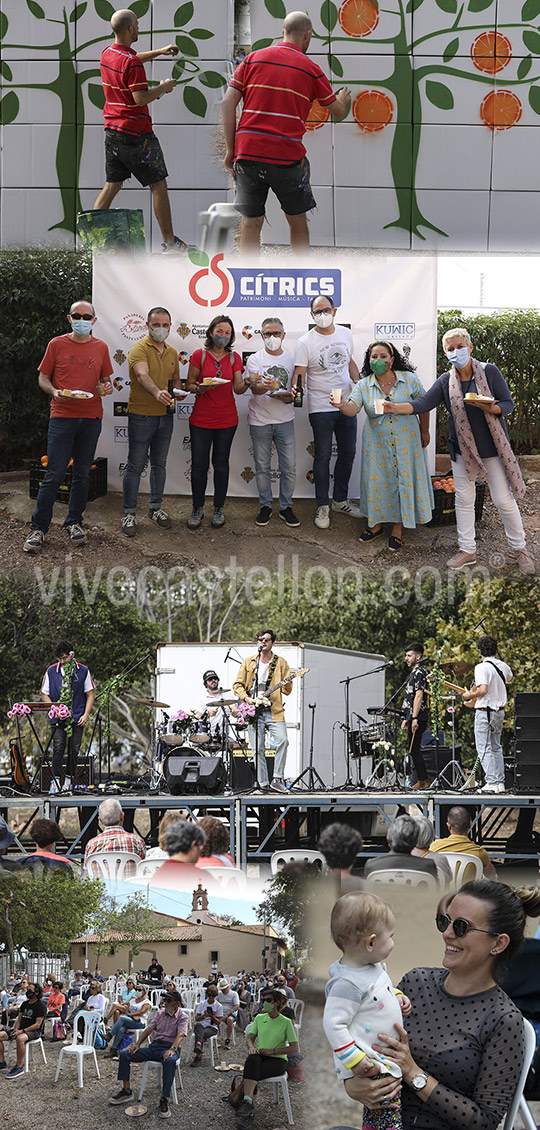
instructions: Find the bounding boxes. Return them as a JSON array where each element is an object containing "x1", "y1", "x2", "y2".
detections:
[
  {"x1": 401, "y1": 642, "x2": 430, "y2": 790},
  {"x1": 40, "y1": 640, "x2": 95, "y2": 795}
]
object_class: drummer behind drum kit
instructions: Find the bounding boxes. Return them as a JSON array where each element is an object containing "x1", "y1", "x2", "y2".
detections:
[{"x1": 152, "y1": 689, "x2": 248, "y2": 794}]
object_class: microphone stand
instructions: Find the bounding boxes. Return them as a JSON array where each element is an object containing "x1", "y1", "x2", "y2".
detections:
[
  {"x1": 334, "y1": 663, "x2": 394, "y2": 791},
  {"x1": 290, "y1": 703, "x2": 326, "y2": 791}
]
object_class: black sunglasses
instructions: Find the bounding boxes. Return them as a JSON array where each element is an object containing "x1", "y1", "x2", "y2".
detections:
[
  {"x1": 70, "y1": 312, "x2": 94, "y2": 321},
  {"x1": 436, "y1": 913, "x2": 494, "y2": 938}
]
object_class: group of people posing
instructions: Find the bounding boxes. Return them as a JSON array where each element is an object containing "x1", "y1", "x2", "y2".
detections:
[{"x1": 22, "y1": 297, "x2": 534, "y2": 574}]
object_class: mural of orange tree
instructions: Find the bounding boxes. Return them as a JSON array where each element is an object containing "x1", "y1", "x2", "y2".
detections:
[
  {"x1": 258, "y1": 0, "x2": 540, "y2": 239},
  {"x1": 0, "y1": 0, "x2": 227, "y2": 236}
]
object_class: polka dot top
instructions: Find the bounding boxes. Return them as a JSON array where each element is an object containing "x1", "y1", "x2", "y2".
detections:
[{"x1": 397, "y1": 968, "x2": 524, "y2": 1130}]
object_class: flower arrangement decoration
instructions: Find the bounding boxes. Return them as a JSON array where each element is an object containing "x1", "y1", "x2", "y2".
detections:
[
  {"x1": 48, "y1": 703, "x2": 71, "y2": 722},
  {"x1": 237, "y1": 701, "x2": 256, "y2": 725},
  {"x1": 7, "y1": 703, "x2": 31, "y2": 718},
  {"x1": 170, "y1": 708, "x2": 199, "y2": 735},
  {"x1": 372, "y1": 738, "x2": 395, "y2": 765}
]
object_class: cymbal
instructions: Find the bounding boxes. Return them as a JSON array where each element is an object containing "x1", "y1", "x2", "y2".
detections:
[
  {"x1": 205, "y1": 696, "x2": 237, "y2": 707},
  {"x1": 134, "y1": 698, "x2": 170, "y2": 709},
  {"x1": 440, "y1": 661, "x2": 474, "y2": 675}
]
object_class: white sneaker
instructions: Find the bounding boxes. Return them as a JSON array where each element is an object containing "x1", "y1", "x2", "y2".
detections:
[
  {"x1": 332, "y1": 499, "x2": 361, "y2": 518},
  {"x1": 62, "y1": 777, "x2": 72, "y2": 793},
  {"x1": 478, "y1": 782, "x2": 504, "y2": 794},
  {"x1": 314, "y1": 505, "x2": 330, "y2": 529}
]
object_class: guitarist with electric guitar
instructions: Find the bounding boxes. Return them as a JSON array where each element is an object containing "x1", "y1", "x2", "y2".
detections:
[
  {"x1": 460, "y1": 634, "x2": 512, "y2": 795},
  {"x1": 233, "y1": 630, "x2": 309, "y2": 793}
]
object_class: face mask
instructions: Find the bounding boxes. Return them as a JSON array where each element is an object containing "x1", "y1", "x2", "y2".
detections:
[
  {"x1": 70, "y1": 318, "x2": 92, "y2": 337},
  {"x1": 312, "y1": 311, "x2": 333, "y2": 328},
  {"x1": 370, "y1": 357, "x2": 390, "y2": 376},
  {"x1": 26, "y1": 992, "x2": 36, "y2": 999},
  {"x1": 264, "y1": 335, "x2": 282, "y2": 351},
  {"x1": 262, "y1": 1001, "x2": 274, "y2": 1013},
  {"x1": 447, "y1": 346, "x2": 470, "y2": 368},
  {"x1": 212, "y1": 333, "x2": 229, "y2": 349},
  {"x1": 149, "y1": 326, "x2": 170, "y2": 343}
]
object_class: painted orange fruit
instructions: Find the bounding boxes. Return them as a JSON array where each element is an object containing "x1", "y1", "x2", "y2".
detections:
[
  {"x1": 338, "y1": 0, "x2": 379, "y2": 38},
  {"x1": 480, "y1": 89, "x2": 522, "y2": 130},
  {"x1": 471, "y1": 30, "x2": 512, "y2": 73},
  {"x1": 305, "y1": 100, "x2": 331, "y2": 130},
  {"x1": 352, "y1": 89, "x2": 393, "y2": 132}
]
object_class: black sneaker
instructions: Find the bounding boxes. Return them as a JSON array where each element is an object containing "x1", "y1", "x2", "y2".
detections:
[
  {"x1": 279, "y1": 507, "x2": 300, "y2": 527},
  {"x1": 236, "y1": 1098, "x2": 255, "y2": 1121},
  {"x1": 109, "y1": 1088, "x2": 133, "y2": 1104},
  {"x1": 256, "y1": 506, "x2": 272, "y2": 526},
  {"x1": 224, "y1": 1038, "x2": 230, "y2": 1049},
  {"x1": 190, "y1": 1054, "x2": 202, "y2": 1066},
  {"x1": 159, "y1": 1097, "x2": 171, "y2": 1118}
]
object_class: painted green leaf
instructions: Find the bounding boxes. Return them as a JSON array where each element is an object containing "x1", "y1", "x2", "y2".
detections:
[
  {"x1": 0, "y1": 91, "x2": 20, "y2": 125},
  {"x1": 443, "y1": 37, "x2": 459, "y2": 64},
  {"x1": 174, "y1": 2, "x2": 194, "y2": 24},
  {"x1": 0, "y1": 11, "x2": 7, "y2": 39},
  {"x1": 524, "y1": 29, "x2": 540, "y2": 54},
  {"x1": 26, "y1": 0, "x2": 46, "y2": 17},
  {"x1": 94, "y1": 0, "x2": 115, "y2": 20},
  {"x1": 522, "y1": 0, "x2": 540, "y2": 20},
  {"x1": 172, "y1": 59, "x2": 186, "y2": 79},
  {"x1": 435, "y1": 0, "x2": 457, "y2": 12},
  {"x1": 320, "y1": 1, "x2": 338, "y2": 32},
  {"x1": 467, "y1": 0, "x2": 494, "y2": 12},
  {"x1": 329, "y1": 55, "x2": 344, "y2": 77},
  {"x1": 425, "y1": 80, "x2": 454, "y2": 110},
  {"x1": 176, "y1": 35, "x2": 199, "y2": 57},
  {"x1": 88, "y1": 83, "x2": 106, "y2": 110},
  {"x1": 529, "y1": 84, "x2": 540, "y2": 114},
  {"x1": 518, "y1": 54, "x2": 533, "y2": 79},
  {"x1": 199, "y1": 70, "x2": 227, "y2": 88},
  {"x1": 183, "y1": 85, "x2": 207, "y2": 117},
  {"x1": 69, "y1": 2, "x2": 87, "y2": 20},
  {"x1": 129, "y1": 0, "x2": 151, "y2": 16},
  {"x1": 251, "y1": 38, "x2": 274, "y2": 50},
  {"x1": 0, "y1": 60, "x2": 13, "y2": 81},
  {"x1": 190, "y1": 28, "x2": 214, "y2": 39},
  {"x1": 406, "y1": 0, "x2": 425, "y2": 11},
  {"x1": 265, "y1": 0, "x2": 286, "y2": 16},
  {"x1": 189, "y1": 248, "x2": 209, "y2": 267}
]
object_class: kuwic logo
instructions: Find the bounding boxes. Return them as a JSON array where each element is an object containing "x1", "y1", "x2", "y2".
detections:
[
  {"x1": 187, "y1": 252, "x2": 341, "y2": 309},
  {"x1": 113, "y1": 402, "x2": 128, "y2": 416},
  {"x1": 114, "y1": 425, "x2": 128, "y2": 443},
  {"x1": 374, "y1": 322, "x2": 415, "y2": 339}
]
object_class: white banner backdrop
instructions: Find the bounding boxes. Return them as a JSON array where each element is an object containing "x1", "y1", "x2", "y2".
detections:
[{"x1": 93, "y1": 254, "x2": 437, "y2": 498}]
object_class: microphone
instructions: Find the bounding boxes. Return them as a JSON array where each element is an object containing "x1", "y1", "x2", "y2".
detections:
[
  {"x1": 257, "y1": 643, "x2": 264, "y2": 652},
  {"x1": 352, "y1": 711, "x2": 368, "y2": 724},
  {"x1": 69, "y1": 651, "x2": 75, "y2": 659}
]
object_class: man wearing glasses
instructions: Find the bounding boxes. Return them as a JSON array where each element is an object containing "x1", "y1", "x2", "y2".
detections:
[
  {"x1": 293, "y1": 293, "x2": 360, "y2": 529},
  {"x1": 233, "y1": 631, "x2": 292, "y2": 792},
  {"x1": 23, "y1": 301, "x2": 113, "y2": 554},
  {"x1": 244, "y1": 317, "x2": 299, "y2": 529}
]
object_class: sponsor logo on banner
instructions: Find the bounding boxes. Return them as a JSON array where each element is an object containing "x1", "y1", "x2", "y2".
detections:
[
  {"x1": 176, "y1": 404, "x2": 193, "y2": 417},
  {"x1": 176, "y1": 322, "x2": 190, "y2": 339},
  {"x1": 114, "y1": 425, "x2": 129, "y2": 443},
  {"x1": 241, "y1": 467, "x2": 255, "y2": 483},
  {"x1": 374, "y1": 322, "x2": 415, "y2": 339},
  {"x1": 120, "y1": 314, "x2": 146, "y2": 340},
  {"x1": 113, "y1": 349, "x2": 127, "y2": 366},
  {"x1": 113, "y1": 402, "x2": 128, "y2": 416},
  {"x1": 192, "y1": 324, "x2": 209, "y2": 338},
  {"x1": 188, "y1": 253, "x2": 341, "y2": 309},
  {"x1": 242, "y1": 326, "x2": 254, "y2": 340},
  {"x1": 178, "y1": 351, "x2": 189, "y2": 366},
  {"x1": 182, "y1": 436, "x2": 191, "y2": 450},
  {"x1": 119, "y1": 461, "x2": 148, "y2": 478}
]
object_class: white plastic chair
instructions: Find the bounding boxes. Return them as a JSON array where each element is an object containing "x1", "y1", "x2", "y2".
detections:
[
  {"x1": 137, "y1": 1052, "x2": 183, "y2": 1104},
  {"x1": 183, "y1": 1030, "x2": 218, "y2": 1065},
  {"x1": 54, "y1": 1010, "x2": 101, "y2": 1088},
  {"x1": 258, "y1": 1072, "x2": 294, "y2": 1125},
  {"x1": 136, "y1": 858, "x2": 163, "y2": 879},
  {"x1": 503, "y1": 1018, "x2": 536, "y2": 1129},
  {"x1": 366, "y1": 868, "x2": 438, "y2": 891},
  {"x1": 84, "y1": 852, "x2": 141, "y2": 881},
  {"x1": 270, "y1": 849, "x2": 328, "y2": 875},
  {"x1": 289, "y1": 998, "x2": 304, "y2": 1050},
  {"x1": 204, "y1": 866, "x2": 247, "y2": 891},
  {"x1": 442, "y1": 852, "x2": 483, "y2": 888},
  {"x1": 17, "y1": 1034, "x2": 47, "y2": 1073}
]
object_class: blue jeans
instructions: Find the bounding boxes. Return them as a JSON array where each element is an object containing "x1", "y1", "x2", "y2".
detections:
[
  {"x1": 247, "y1": 708, "x2": 288, "y2": 786},
  {"x1": 475, "y1": 708, "x2": 505, "y2": 785},
  {"x1": 31, "y1": 417, "x2": 102, "y2": 532},
  {"x1": 111, "y1": 1014, "x2": 144, "y2": 1049},
  {"x1": 250, "y1": 419, "x2": 296, "y2": 510},
  {"x1": 308, "y1": 410, "x2": 357, "y2": 507},
  {"x1": 123, "y1": 412, "x2": 174, "y2": 513},
  {"x1": 118, "y1": 1041, "x2": 180, "y2": 1099}
]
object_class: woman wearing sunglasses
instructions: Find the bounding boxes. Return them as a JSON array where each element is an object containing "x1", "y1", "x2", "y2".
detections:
[
  {"x1": 342, "y1": 880, "x2": 540, "y2": 1130},
  {"x1": 186, "y1": 314, "x2": 248, "y2": 529}
]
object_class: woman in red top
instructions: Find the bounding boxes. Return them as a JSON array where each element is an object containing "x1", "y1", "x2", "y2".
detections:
[
  {"x1": 186, "y1": 315, "x2": 248, "y2": 528},
  {"x1": 45, "y1": 981, "x2": 66, "y2": 1019}
]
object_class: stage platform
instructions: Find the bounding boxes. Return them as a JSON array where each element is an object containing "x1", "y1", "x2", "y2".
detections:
[{"x1": 1, "y1": 787, "x2": 538, "y2": 871}]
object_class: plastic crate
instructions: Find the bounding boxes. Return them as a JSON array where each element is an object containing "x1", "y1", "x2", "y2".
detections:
[
  {"x1": 426, "y1": 476, "x2": 485, "y2": 527},
  {"x1": 76, "y1": 208, "x2": 145, "y2": 251},
  {"x1": 29, "y1": 457, "x2": 108, "y2": 504}
]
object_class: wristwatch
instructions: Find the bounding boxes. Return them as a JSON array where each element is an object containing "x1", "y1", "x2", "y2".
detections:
[{"x1": 411, "y1": 1071, "x2": 429, "y2": 1091}]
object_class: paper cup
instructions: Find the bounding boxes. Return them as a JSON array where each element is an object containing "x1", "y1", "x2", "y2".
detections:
[
  {"x1": 374, "y1": 398, "x2": 385, "y2": 415},
  {"x1": 332, "y1": 388, "x2": 342, "y2": 405}
]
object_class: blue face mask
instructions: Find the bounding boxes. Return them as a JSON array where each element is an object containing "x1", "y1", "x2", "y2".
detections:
[
  {"x1": 446, "y1": 346, "x2": 469, "y2": 368},
  {"x1": 70, "y1": 318, "x2": 92, "y2": 337}
]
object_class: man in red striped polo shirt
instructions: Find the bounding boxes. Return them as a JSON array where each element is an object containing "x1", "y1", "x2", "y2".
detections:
[
  {"x1": 94, "y1": 8, "x2": 186, "y2": 252},
  {"x1": 222, "y1": 11, "x2": 350, "y2": 252}
]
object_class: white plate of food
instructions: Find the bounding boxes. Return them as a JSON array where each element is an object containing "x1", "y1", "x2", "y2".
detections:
[
  {"x1": 201, "y1": 377, "x2": 228, "y2": 387},
  {"x1": 464, "y1": 393, "x2": 495, "y2": 404},
  {"x1": 61, "y1": 389, "x2": 94, "y2": 399}
]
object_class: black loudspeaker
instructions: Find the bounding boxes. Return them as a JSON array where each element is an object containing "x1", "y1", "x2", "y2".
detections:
[
  {"x1": 40, "y1": 756, "x2": 94, "y2": 791},
  {"x1": 164, "y1": 754, "x2": 227, "y2": 795},
  {"x1": 514, "y1": 693, "x2": 540, "y2": 790},
  {"x1": 421, "y1": 745, "x2": 462, "y2": 782},
  {"x1": 231, "y1": 750, "x2": 257, "y2": 791}
]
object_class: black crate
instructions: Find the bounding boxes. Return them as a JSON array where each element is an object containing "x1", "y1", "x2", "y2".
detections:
[
  {"x1": 29, "y1": 457, "x2": 108, "y2": 504},
  {"x1": 426, "y1": 476, "x2": 485, "y2": 528}
]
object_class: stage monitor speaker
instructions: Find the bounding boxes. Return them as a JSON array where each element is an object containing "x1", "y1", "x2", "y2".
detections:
[
  {"x1": 514, "y1": 739, "x2": 540, "y2": 764},
  {"x1": 231, "y1": 751, "x2": 257, "y2": 791},
  {"x1": 40, "y1": 756, "x2": 94, "y2": 791},
  {"x1": 514, "y1": 692, "x2": 540, "y2": 718},
  {"x1": 164, "y1": 754, "x2": 227, "y2": 795},
  {"x1": 514, "y1": 693, "x2": 540, "y2": 789}
]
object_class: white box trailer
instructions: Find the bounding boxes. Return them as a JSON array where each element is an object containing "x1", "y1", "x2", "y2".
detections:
[{"x1": 155, "y1": 641, "x2": 386, "y2": 788}]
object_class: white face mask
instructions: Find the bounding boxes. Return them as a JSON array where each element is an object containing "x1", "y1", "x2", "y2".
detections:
[
  {"x1": 312, "y1": 311, "x2": 333, "y2": 328},
  {"x1": 149, "y1": 326, "x2": 170, "y2": 343},
  {"x1": 264, "y1": 335, "x2": 282, "y2": 352}
]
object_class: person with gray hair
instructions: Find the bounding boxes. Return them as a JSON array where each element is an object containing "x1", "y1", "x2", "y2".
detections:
[
  {"x1": 244, "y1": 316, "x2": 299, "y2": 528},
  {"x1": 83, "y1": 798, "x2": 145, "y2": 874},
  {"x1": 411, "y1": 815, "x2": 452, "y2": 885},
  {"x1": 364, "y1": 815, "x2": 438, "y2": 881},
  {"x1": 153, "y1": 820, "x2": 217, "y2": 891}
]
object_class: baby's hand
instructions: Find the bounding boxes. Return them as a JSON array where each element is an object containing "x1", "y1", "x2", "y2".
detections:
[
  {"x1": 398, "y1": 993, "x2": 412, "y2": 1017},
  {"x1": 351, "y1": 1055, "x2": 376, "y2": 1077}
]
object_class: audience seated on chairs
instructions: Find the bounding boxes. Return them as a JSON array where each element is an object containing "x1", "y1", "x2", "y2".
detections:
[
  {"x1": 318, "y1": 822, "x2": 365, "y2": 891},
  {"x1": 145, "y1": 810, "x2": 185, "y2": 861},
  {"x1": 236, "y1": 987, "x2": 298, "y2": 1129},
  {"x1": 429, "y1": 805, "x2": 497, "y2": 878},
  {"x1": 411, "y1": 815, "x2": 452, "y2": 885},
  {"x1": 17, "y1": 818, "x2": 75, "y2": 874},
  {"x1": 196, "y1": 815, "x2": 235, "y2": 868},
  {"x1": 66, "y1": 979, "x2": 106, "y2": 1033},
  {"x1": 104, "y1": 983, "x2": 152, "y2": 1058},
  {"x1": 0, "y1": 981, "x2": 47, "y2": 1078},
  {"x1": 45, "y1": 980, "x2": 66, "y2": 1021},
  {"x1": 152, "y1": 821, "x2": 218, "y2": 891},
  {"x1": 191, "y1": 985, "x2": 223, "y2": 1065},
  {"x1": 364, "y1": 814, "x2": 438, "y2": 881},
  {"x1": 109, "y1": 989, "x2": 187, "y2": 1120},
  {"x1": 105, "y1": 977, "x2": 137, "y2": 1027},
  {"x1": 235, "y1": 980, "x2": 253, "y2": 1032},
  {"x1": 217, "y1": 978, "x2": 239, "y2": 1048},
  {"x1": 83, "y1": 798, "x2": 145, "y2": 874}
]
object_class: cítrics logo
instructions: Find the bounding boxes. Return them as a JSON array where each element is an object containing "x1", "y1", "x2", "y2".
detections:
[
  {"x1": 374, "y1": 322, "x2": 415, "y2": 339},
  {"x1": 188, "y1": 253, "x2": 232, "y2": 308},
  {"x1": 187, "y1": 252, "x2": 341, "y2": 310}
]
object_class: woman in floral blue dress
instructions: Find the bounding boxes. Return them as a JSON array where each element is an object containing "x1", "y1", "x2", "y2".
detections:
[{"x1": 331, "y1": 341, "x2": 433, "y2": 550}]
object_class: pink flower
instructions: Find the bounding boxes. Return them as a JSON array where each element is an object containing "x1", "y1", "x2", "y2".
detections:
[{"x1": 7, "y1": 702, "x2": 31, "y2": 718}]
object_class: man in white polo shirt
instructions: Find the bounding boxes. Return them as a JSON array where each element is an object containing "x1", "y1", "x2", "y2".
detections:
[
  {"x1": 462, "y1": 634, "x2": 512, "y2": 794},
  {"x1": 245, "y1": 317, "x2": 299, "y2": 528}
]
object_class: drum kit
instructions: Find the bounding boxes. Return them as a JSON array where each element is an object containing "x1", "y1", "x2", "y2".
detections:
[{"x1": 135, "y1": 689, "x2": 248, "y2": 791}]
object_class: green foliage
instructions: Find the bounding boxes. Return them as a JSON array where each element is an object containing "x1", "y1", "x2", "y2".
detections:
[
  {"x1": 0, "y1": 871, "x2": 103, "y2": 956},
  {"x1": 112, "y1": 891, "x2": 169, "y2": 965},
  {"x1": 437, "y1": 308, "x2": 540, "y2": 453},
  {"x1": 0, "y1": 247, "x2": 92, "y2": 469}
]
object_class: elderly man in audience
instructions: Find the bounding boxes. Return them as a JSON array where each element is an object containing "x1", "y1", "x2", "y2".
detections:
[
  {"x1": 0, "y1": 982, "x2": 47, "y2": 1079},
  {"x1": 84, "y1": 798, "x2": 145, "y2": 874},
  {"x1": 217, "y1": 978, "x2": 239, "y2": 1049},
  {"x1": 429, "y1": 805, "x2": 496, "y2": 878},
  {"x1": 109, "y1": 988, "x2": 187, "y2": 1119},
  {"x1": 364, "y1": 814, "x2": 438, "y2": 881}
]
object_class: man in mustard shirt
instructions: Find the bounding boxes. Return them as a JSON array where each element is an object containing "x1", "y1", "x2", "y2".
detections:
[
  {"x1": 122, "y1": 306, "x2": 180, "y2": 536},
  {"x1": 429, "y1": 805, "x2": 497, "y2": 878},
  {"x1": 233, "y1": 629, "x2": 292, "y2": 793}
]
